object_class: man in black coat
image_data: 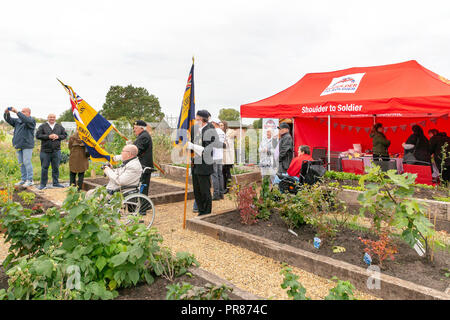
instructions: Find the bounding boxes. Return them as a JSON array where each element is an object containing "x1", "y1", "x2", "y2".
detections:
[
  {"x1": 277, "y1": 122, "x2": 294, "y2": 174},
  {"x1": 36, "y1": 114, "x2": 67, "y2": 189},
  {"x1": 132, "y1": 120, "x2": 153, "y2": 196},
  {"x1": 188, "y1": 110, "x2": 219, "y2": 216}
]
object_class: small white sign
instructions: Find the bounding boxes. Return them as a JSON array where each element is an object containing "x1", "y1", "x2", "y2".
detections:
[
  {"x1": 413, "y1": 239, "x2": 425, "y2": 257},
  {"x1": 320, "y1": 73, "x2": 366, "y2": 96}
]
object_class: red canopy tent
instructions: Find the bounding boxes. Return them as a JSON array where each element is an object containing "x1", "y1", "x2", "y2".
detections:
[{"x1": 240, "y1": 60, "x2": 450, "y2": 165}]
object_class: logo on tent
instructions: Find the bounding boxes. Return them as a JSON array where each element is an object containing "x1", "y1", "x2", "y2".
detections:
[{"x1": 320, "y1": 73, "x2": 366, "y2": 96}]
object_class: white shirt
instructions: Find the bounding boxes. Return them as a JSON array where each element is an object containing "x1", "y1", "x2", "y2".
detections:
[
  {"x1": 47, "y1": 122, "x2": 56, "y2": 131},
  {"x1": 213, "y1": 128, "x2": 225, "y2": 161}
]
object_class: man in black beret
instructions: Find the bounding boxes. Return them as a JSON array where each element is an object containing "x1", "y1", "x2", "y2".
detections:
[{"x1": 186, "y1": 110, "x2": 219, "y2": 215}]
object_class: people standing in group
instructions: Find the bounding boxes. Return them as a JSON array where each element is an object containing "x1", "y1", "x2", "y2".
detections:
[
  {"x1": 220, "y1": 120, "x2": 235, "y2": 194},
  {"x1": 369, "y1": 123, "x2": 391, "y2": 161},
  {"x1": 211, "y1": 119, "x2": 226, "y2": 200},
  {"x1": 36, "y1": 114, "x2": 67, "y2": 190},
  {"x1": 277, "y1": 122, "x2": 294, "y2": 174},
  {"x1": 3, "y1": 107, "x2": 36, "y2": 187},
  {"x1": 188, "y1": 110, "x2": 219, "y2": 216},
  {"x1": 402, "y1": 124, "x2": 431, "y2": 165},
  {"x1": 68, "y1": 132, "x2": 90, "y2": 191},
  {"x1": 428, "y1": 129, "x2": 450, "y2": 182}
]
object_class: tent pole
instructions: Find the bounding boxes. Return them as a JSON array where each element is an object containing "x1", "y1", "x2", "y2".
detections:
[
  {"x1": 239, "y1": 118, "x2": 243, "y2": 165},
  {"x1": 328, "y1": 115, "x2": 331, "y2": 171}
]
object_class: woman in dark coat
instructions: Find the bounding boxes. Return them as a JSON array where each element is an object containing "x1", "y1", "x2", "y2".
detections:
[
  {"x1": 68, "y1": 132, "x2": 90, "y2": 190},
  {"x1": 369, "y1": 123, "x2": 390, "y2": 161},
  {"x1": 402, "y1": 125, "x2": 431, "y2": 165}
]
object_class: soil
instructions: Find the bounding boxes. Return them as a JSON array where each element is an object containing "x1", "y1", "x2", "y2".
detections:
[
  {"x1": 117, "y1": 273, "x2": 240, "y2": 300},
  {"x1": 0, "y1": 266, "x2": 239, "y2": 300},
  {"x1": 85, "y1": 178, "x2": 184, "y2": 196},
  {"x1": 325, "y1": 178, "x2": 449, "y2": 200},
  {"x1": 11, "y1": 188, "x2": 57, "y2": 214},
  {"x1": 204, "y1": 210, "x2": 450, "y2": 292}
]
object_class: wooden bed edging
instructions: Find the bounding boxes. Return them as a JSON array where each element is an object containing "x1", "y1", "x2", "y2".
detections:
[{"x1": 186, "y1": 212, "x2": 450, "y2": 300}]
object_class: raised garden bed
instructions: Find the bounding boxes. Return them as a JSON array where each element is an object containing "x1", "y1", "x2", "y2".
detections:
[
  {"x1": 187, "y1": 210, "x2": 450, "y2": 300},
  {"x1": 82, "y1": 178, "x2": 194, "y2": 205},
  {"x1": 0, "y1": 265, "x2": 258, "y2": 300}
]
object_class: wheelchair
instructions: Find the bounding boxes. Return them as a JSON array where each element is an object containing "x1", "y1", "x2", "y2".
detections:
[
  {"x1": 109, "y1": 167, "x2": 156, "y2": 229},
  {"x1": 278, "y1": 160, "x2": 326, "y2": 194}
]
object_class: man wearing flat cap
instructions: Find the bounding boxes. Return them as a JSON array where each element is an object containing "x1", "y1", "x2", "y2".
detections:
[
  {"x1": 277, "y1": 122, "x2": 294, "y2": 174},
  {"x1": 186, "y1": 110, "x2": 220, "y2": 216}
]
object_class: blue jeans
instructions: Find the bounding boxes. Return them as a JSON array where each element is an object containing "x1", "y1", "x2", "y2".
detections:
[
  {"x1": 40, "y1": 150, "x2": 61, "y2": 186},
  {"x1": 16, "y1": 148, "x2": 34, "y2": 181},
  {"x1": 212, "y1": 162, "x2": 224, "y2": 198}
]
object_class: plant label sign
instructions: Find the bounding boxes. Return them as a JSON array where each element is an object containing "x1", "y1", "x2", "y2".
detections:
[
  {"x1": 364, "y1": 252, "x2": 372, "y2": 265},
  {"x1": 313, "y1": 237, "x2": 321, "y2": 249},
  {"x1": 413, "y1": 239, "x2": 425, "y2": 257}
]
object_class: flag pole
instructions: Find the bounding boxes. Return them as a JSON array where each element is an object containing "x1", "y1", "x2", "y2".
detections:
[{"x1": 183, "y1": 56, "x2": 195, "y2": 229}]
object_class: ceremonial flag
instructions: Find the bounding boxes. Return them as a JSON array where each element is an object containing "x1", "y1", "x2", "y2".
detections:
[
  {"x1": 174, "y1": 60, "x2": 195, "y2": 146},
  {"x1": 58, "y1": 79, "x2": 117, "y2": 164}
]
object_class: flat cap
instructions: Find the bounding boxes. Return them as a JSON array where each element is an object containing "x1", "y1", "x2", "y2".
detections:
[{"x1": 134, "y1": 120, "x2": 147, "y2": 127}]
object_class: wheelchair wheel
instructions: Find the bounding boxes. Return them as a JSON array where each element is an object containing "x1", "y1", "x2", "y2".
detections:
[{"x1": 121, "y1": 193, "x2": 156, "y2": 229}]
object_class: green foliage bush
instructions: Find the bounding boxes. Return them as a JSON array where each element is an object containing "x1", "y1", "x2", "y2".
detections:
[
  {"x1": 0, "y1": 187, "x2": 198, "y2": 300},
  {"x1": 166, "y1": 282, "x2": 232, "y2": 300}
]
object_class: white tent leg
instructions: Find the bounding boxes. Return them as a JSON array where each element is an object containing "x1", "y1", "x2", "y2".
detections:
[
  {"x1": 239, "y1": 118, "x2": 243, "y2": 165},
  {"x1": 328, "y1": 115, "x2": 331, "y2": 171}
]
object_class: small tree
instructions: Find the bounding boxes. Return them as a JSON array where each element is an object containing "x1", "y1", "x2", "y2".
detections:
[{"x1": 218, "y1": 108, "x2": 240, "y2": 122}]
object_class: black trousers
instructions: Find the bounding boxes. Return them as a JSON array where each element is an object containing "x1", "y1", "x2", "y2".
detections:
[
  {"x1": 192, "y1": 174, "x2": 212, "y2": 215},
  {"x1": 222, "y1": 164, "x2": 233, "y2": 190},
  {"x1": 141, "y1": 170, "x2": 151, "y2": 196},
  {"x1": 70, "y1": 171, "x2": 85, "y2": 191},
  {"x1": 40, "y1": 150, "x2": 61, "y2": 186}
]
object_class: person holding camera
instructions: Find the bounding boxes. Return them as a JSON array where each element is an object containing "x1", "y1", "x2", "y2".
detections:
[
  {"x1": 36, "y1": 114, "x2": 67, "y2": 190},
  {"x1": 3, "y1": 107, "x2": 36, "y2": 187},
  {"x1": 86, "y1": 145, "x2": 142, "y2": 198}
]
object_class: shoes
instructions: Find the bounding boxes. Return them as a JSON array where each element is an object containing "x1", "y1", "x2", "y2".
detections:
[
  {"x1": 23, "y1": 181, "x2": 33, "y2": 187},
  {"x1": 193, "y1": 208, "x2": 199, "y2": 213},
  {"x1": 223, "y1": 189, "x2": 229, "y2": 194},
  {"x1": 37, "y1": 185, "x2": 47, "y2": 190},
  {"x1": 212, "y1": 196, "x2": 221, "y2": 201},
  {"x1": 14, "y1": 181, "x2": 25, "y2": 186},
  {"x1": 53, "y1": 183, "x2": 65, "y2": 188}
]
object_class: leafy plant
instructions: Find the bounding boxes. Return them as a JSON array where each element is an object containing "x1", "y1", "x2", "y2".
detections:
[
  {"x1": 280, "y1": 265, "x2": 310, "y2": 300},
  {"x1": 357, "y1": 166, "x2": 437, "y2": 259},
  {"x1": 324, "y1": 276, "x2": 357, "y2": 300},
  {"x1": 153, "y1": 249, "x2": 199, "y2": 282},
  {"x1": 18, "y1": 191, "x2": 36, "y2": 206},
  {"x1": 358, "y1": 232, "x2": 398, "y2": 268},
  {"x1": 166, "y1": 282, "x2": 232, "y2": 300},
  {"x1": 254, "y1": 177, "x2": 275, "y2": 221},
  {"x1": 231, "y1": 184, "x2": 259, "y2": 225}
]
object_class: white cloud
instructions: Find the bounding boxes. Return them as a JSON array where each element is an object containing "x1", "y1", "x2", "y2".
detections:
[{"x1": 0, "y1": 0, "x2": 449, "y2": 124}]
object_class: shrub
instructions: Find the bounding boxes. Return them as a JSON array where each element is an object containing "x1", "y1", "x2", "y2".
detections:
[
  {"x1": 236, "y1": 185, "x2": 258, "y2": 225},
  {"x1": 324, "y1": 277, "x2": 357, "y2": 300},
  {"x1": 358, "y1": 232, "x2": 398, "y2": 268},
  {"x1": 166, "y1": 282, "x2": 232, "y2": 300},
  {"x1": 18, "y1": 191, "x2": 36, "y2": 206},
  {"x1": 280, "y1": 266, "x2": 310, "y2": 300}
]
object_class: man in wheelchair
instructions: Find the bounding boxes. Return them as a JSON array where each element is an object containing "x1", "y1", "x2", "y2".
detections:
[
  {"x1": 86, "y1": 145, "x2": 143, "y2": 197},
  {"x1": 273, "y1": 145, "x2": 326, "y2": 193}
]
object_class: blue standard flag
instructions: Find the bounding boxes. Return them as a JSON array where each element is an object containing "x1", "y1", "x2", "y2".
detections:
[{"x1": 174, "y1": 59, "x2": 195, "y2": 146}]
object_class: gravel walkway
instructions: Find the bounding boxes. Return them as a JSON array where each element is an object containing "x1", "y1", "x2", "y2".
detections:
[{"x1": 0, "y1": 178, "x2": 378, "y2": 300}]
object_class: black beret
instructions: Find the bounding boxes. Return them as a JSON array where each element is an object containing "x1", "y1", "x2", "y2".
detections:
[
  {"x1": 196, "y1": 110, "x2": 210, "y2": 118},
  {"x1": 134, "y1": 120, "x2": 147, "y2": 127}
]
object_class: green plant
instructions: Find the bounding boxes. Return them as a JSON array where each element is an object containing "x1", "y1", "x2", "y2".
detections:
[
  {"x1": 18, "y1": 191, "x2": 36, "y2": 206},
  {"x1": 433, "y1": 196, "x2": 450, "y2": 202},
  {"x1": 358, "y1": 166, "x2": 437, "y2": 259},
  {"x1": 153, "y1": 249, "x2": 199, "y2": 282},
  {"x1": 231, "y1": 184, "x2": 259, "y2": 225},
  {"x1": 280, "y1": 265, "x2": 310, "y2": 300},
  {"x1": 254, "y1": 177, "x2": 274, "y2": 221},
  {"x1": 0, "y1": 187, "x2": 171, "y2": 300},
  {"x1": 166, "y1": 282, "x2": 232, "y2": 300},
  {"x1": 324, "y1": 277, "x2": 357, "y2": 300}
]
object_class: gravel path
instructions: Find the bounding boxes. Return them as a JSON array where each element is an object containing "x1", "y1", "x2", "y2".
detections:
[{"x1": 0, "y1": 178, "x2": 378, "y2": 300}]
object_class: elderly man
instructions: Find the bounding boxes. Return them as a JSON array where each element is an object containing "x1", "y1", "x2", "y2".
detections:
[
  {"x1": 36, "y1": 114, "x2": 67, "y2": 189},
  {"x1": 86, "y1": 145, "x2": 142, "y2": 197},
  {"x1": 277, "y1": 122, "x2": 294, "y2": 174},
  {"x1": 3, "y1": 107, "x2": 36, "y2": 187}
]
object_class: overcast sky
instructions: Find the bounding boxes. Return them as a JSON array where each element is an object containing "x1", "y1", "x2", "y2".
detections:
[{"x1": 1, "y1": 0, "x2": 449, "y2": 124}]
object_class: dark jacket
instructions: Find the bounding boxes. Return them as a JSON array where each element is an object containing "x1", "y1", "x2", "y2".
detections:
[
  {"x1": 429, "y1": 132, "x2": 450, "y2": 170},
  {"x1": 36, "y1": 122, "x2": 68, "y2": 153},
  {"x1": 370, "y1": 131, "x2": 390, "y2": 156},
  {"x1": 405, "y1": 133, "x2": 431, "y2": 164},
  {"x1": 191, "y1": 122, "x2": 219, "y2": 176},
  {"x1": 278, "y1": 132, "x2": 294, "y2": 173},
  {"x1": 3, "y1": 112, "x2": 36, "y2": 149},
  {"x1": 134, "y1": 130, "x2": 153, "y2": 168}
]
